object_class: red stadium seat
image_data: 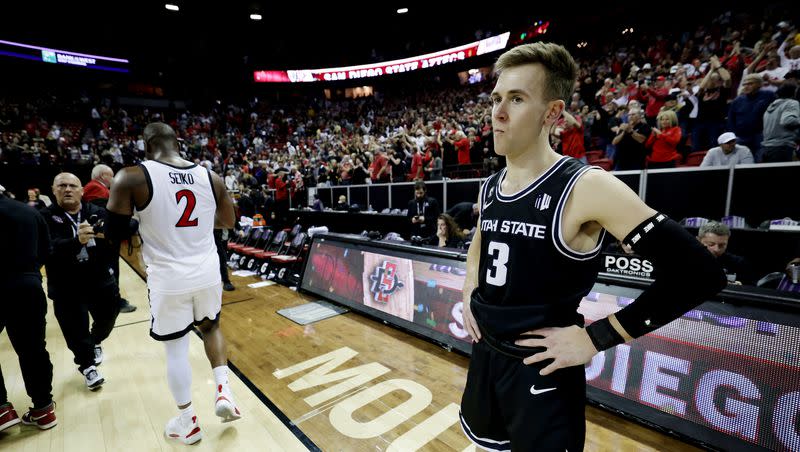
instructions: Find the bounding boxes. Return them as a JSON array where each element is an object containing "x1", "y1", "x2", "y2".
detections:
[
  {"x1": 585, "y1": 150, "x2": 605, "y2": 163},
  {"x1": 679, "y1": 151, "x2": 707, "y2": 167}
]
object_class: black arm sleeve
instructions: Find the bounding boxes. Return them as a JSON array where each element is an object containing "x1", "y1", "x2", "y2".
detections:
[
  {"x1": 610, "y1": 213, "x2": 727, "y2": 339},
  {"x1": 104, "y1": 211, "x2": 134, "y2": 242}
]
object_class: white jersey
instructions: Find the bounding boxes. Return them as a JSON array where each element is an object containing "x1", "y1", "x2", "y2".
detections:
[{"x1": 137, "y1": 160, "x2": 220, "y2": 294}]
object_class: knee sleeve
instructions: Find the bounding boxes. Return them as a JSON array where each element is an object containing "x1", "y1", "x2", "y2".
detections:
[{"x1": 164, "y1": 335, "x2": 192, "y2": 406}]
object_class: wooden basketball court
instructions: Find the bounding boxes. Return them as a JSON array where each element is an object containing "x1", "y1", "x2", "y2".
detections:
[{"x1": 0, "y1": 250, "x2": 701, "y2": 451}]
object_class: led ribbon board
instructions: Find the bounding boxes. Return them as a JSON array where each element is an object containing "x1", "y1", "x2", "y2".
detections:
[
  {"x1": 254, "y1": 32, "x2": 510, "y2": 83},
  {"x1": 0, "y1": 39, "x2": 129, "y2": 72}
]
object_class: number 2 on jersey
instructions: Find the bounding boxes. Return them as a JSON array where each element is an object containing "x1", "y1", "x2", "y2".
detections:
[
  {"x1": 175, "y1": 189, "x2": 199, "y2": 227},
  {"x1": 486, "y1": 241, "x2": 509, "y2": 286}
]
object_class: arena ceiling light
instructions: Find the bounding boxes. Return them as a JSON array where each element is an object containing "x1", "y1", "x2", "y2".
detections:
[
  {"x1": 250, "y1": 13, "x2": 262, "y2": 20},
  {"x1": 165, "y1": 4, "x2": 179, "y2": 11},
  {"x1": 397, "y1": 8, "x2": 408, "y2": 14}
]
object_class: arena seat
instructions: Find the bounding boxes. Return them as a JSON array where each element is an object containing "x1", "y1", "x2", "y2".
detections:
[
  {"x1": 585, "y1": 150, "x2": 605, "y2": 163},
  {"x1": 679, "y1": 151, "x2": 707, "y2": 167}
]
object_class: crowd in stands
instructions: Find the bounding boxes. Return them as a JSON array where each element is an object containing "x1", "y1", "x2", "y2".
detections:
[{"x1": 1, "y1": 9, "x2": 798, "y2": 209}]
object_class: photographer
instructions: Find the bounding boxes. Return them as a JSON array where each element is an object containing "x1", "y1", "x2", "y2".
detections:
[{"x1": 43, "y1": 173, "x2": 134, "y2": 390}]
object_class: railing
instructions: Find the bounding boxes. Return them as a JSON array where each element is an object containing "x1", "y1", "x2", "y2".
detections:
[{"x1": 307, "y1": 162, "x2": 800, "y2": 228}]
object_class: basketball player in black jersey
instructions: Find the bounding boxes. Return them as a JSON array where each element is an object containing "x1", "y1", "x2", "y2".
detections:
[{"x1": 458, "y1": 43, "x2": 726, "y2": 451}]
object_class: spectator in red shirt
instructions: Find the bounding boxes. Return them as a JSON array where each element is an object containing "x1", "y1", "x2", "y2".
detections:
[
  {"x1": 273, "y1": 169, "x2": 292, "y2": 226},
  {"x1": 82, "y1": 164, "x2": 114, "y2": 205},
  {"x1": 646, "y1": 110, "x2": 682, "y2": 168},
  {"x1": 370, "y1": 149, "x2": 391, "y2": 183},
  {"x1": 452, "y1": 131, "x2": 471, "y2": 165},
  {"x1": 558, "y1": 110, "x2": 586, "y2": 162},
  {"x1": 644, "y1": 76, "x2": 670, "y2": 126},
  {"x1": 408, "y1": 148, "x2": 424, "y2": 181}
]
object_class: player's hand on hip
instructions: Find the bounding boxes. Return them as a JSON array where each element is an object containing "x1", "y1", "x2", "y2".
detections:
[
  {"x1": 462, "y1": 298, "x2": 481, "y2": 342},
  {"x1": 515, "y1": 325, "x2": 596, "y2": 375}
]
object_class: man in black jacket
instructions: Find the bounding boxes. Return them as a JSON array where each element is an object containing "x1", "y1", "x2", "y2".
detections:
[
  {"x1": 43, "y1": 173, "x2": 134, "y2": 390},
  {"x1": 407, "y1": 180, "x2": 441, "y2": 239},
  {"x1": 0, "y1": 195, "x2": 57, "y2": 431},
  {"x1": 446, "y1": 201, "x2": 479, "y2": 234},
  {"x1": 697, "y1": 221, "x2": 756, "y2": 285}
]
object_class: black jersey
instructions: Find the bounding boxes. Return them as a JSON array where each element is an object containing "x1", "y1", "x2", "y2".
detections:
[{"x1": 471, "y1": 156, "x2": 607, "y2": 338}]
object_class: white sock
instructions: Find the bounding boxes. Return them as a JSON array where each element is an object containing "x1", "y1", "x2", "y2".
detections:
[
  {"x1": 179, "y1": 403, "x2": 195, "y2": 423},
  {"x1": 213, "y1": 366, "x2": 229, "y2": 387}
]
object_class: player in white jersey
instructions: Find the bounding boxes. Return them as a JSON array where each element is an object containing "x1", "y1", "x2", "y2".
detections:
[{"x1": 105, "y1": 122, "x2": 239, "y2": 445}]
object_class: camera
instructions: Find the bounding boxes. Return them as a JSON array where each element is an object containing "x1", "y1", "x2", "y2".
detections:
[{"x1": 89, "y1": 214, "x2": 105, "y2": 234}]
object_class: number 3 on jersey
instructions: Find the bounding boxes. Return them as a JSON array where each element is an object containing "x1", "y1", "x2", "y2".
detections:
[
  {"x1": 175, "y1": 189, "x2": 199, "y2": 227},
  {"x1": 486, "y1": 241, "x2": 509, "y2": 286}
]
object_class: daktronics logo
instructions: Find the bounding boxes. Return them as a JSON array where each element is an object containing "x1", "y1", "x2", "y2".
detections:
[
  {"x1": 604, "y1": 255, "x2": 653, "y2": 277},
  {"x1": 254, "y1": 32, "x2": 511, "y2": 83}
]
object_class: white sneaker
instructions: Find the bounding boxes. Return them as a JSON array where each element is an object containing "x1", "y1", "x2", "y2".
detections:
[
  {"x1": 94, "y1": 345, "x2": 104, "y2": 366},
  {"x1": 82, "y1": 366, "x2": 104, "y2": 390},
  {"x1": 214, "y1": 384, "x2": 242, "y2": 422},
  {"x1": 165, "y1": 414, "x2": 202, "y2": 445}
]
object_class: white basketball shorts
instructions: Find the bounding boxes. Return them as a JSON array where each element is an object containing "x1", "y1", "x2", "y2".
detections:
[{"x1": 148, "y1": 283, "x2": 222, "y2": 341}]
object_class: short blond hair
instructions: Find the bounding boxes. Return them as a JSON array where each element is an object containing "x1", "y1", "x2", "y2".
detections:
[
  {"x1": 656, "y1": 110, "x2": 678, "y2": 127},
  {"x1": 742, "y1": 73, "x2": 763, "y2": 86},
  {"x1": 494, "y1": 42, "x2": 578, "y2": 103}
]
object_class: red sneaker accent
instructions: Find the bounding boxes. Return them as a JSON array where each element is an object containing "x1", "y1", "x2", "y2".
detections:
[
  {"x1": 165, "y1": 415, "x2": 202, "y2": 444},
  {"x1": 0, "y1": 403, "x2": 21, "y2": 432},
  {"x1": 20, "y1": 402, "x2": 57, "y2": 430},
  {"x1": 214, "y1": 386, "x2": 242, "y2": 422}
]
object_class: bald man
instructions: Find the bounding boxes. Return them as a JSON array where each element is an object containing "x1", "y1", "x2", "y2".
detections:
[{"x1": 43, "y1": 173, "x2": 135, "y2": 391}]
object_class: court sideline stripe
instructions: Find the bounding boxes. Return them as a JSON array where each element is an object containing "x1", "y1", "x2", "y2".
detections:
[
  {"x1": 222, "y1": 297, "x2": 255, "y2": 306},
  {"x1": 113, "y1": 318, "x2": 151, "y2": 329},
  {"x1": 120, "y1": 252, "x2": 321, "y2": 451},
  {"x1": 227, "y1": 360, "x2": 322, "y2": 451}
]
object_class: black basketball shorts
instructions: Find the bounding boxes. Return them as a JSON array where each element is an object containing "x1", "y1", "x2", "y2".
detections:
[{"x1": 459, "y1": 337, "x2": 586, "y2": 452}]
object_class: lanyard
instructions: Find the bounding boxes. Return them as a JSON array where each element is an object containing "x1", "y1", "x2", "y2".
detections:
[
  {"x1": 65, "y1": 211, "x2": 81, "y2": 238},
  {"x1": 416, "y1": 200, "x2": 426, "y2": 217}
]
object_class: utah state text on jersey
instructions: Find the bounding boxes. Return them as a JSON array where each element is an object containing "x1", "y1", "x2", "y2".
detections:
[{"x1": 480, "y1": 219, "x2": 546, "y2": 239}]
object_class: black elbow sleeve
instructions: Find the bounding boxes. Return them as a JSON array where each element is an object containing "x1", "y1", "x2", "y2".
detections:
[
  {"x1": 614, "y1": 214, "x2": 727, "y2": 338},
  {"x1": 104, "y1": 211, "x2": 134, "y2": 242}
]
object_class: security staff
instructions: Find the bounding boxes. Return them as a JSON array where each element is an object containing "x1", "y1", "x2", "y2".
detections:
[
  {"x1": 43, "y1": 173, "x2": 134, "y2": 390},
  {"x1": 0, "y1": 194, "x2": 57, "y2": 430}
]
